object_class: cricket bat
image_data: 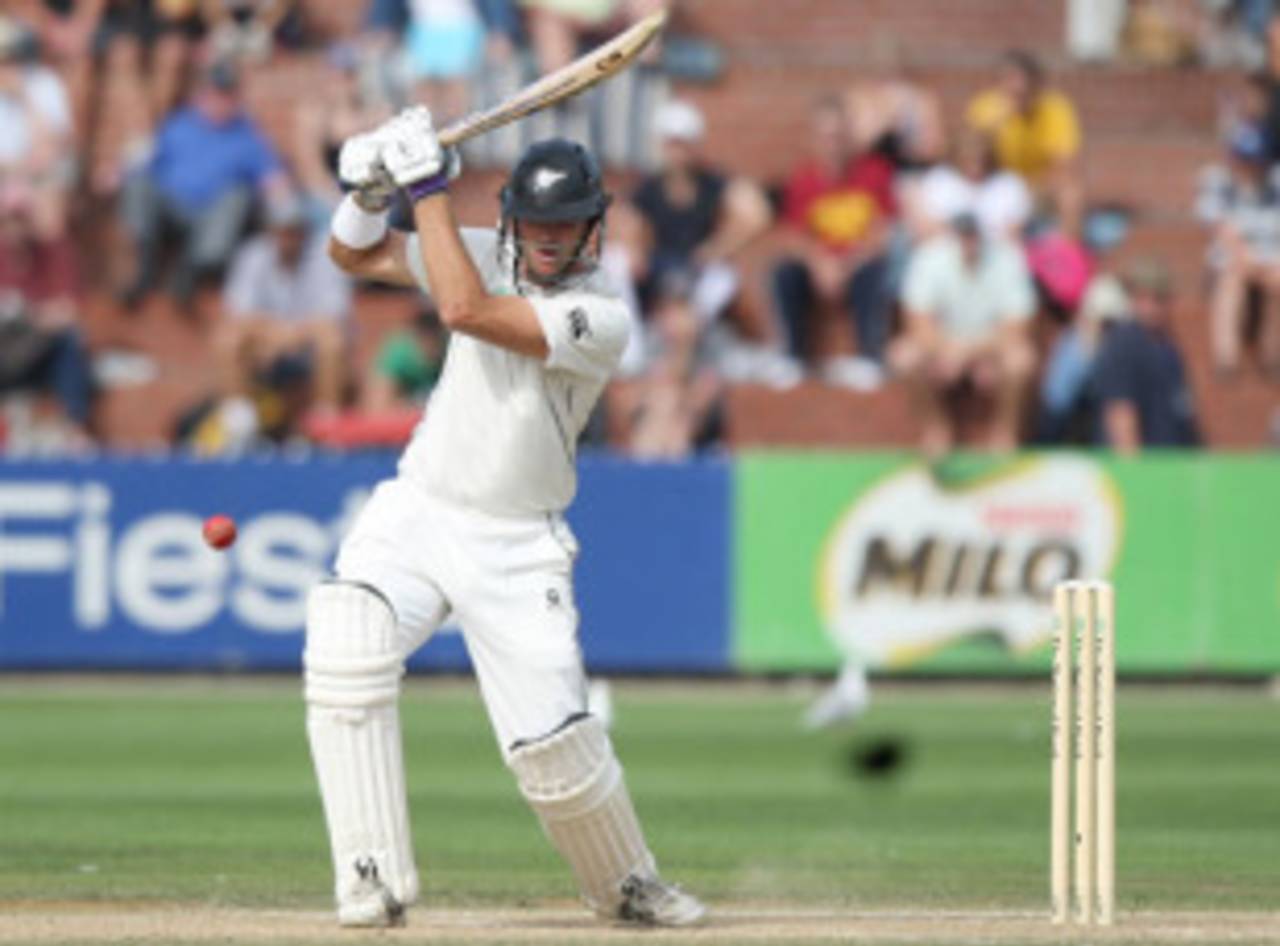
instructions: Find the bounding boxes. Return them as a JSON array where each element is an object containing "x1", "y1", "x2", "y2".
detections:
[{"x1": 437, "y1": 9, "x2": 668, "y2": 148}]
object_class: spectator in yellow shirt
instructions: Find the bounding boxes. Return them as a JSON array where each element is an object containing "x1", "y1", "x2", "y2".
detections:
[{"x1": 967, "y1": 50, "x2": 1084, "y2": 236}]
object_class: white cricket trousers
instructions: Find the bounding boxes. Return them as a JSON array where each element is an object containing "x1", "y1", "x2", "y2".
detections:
[{"x1": 334, "y1": 476, "x2": 587, "y2": 753}]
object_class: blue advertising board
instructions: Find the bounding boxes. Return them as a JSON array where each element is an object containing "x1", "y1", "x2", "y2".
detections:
[{"x1": 0, "y1": 455, "x2": 730, "y2": 672}]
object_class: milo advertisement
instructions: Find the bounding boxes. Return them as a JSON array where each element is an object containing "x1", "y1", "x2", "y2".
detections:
[{"x1": 735, "y1": 452, "x2": 1280, "y2": 674}]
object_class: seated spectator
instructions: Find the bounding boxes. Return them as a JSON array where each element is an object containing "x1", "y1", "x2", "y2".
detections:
[
  {"x1": 617, "y1": 293, "x2": 723, "y2": 460},
  {"x1": 908, "y1": 129, "x2": 1033, "y2": 242},
  {"x1": 1195, "y1": 124, "x2": 1280, "y2": 377},
  {"x1": 1199, "y1": 0, "x2": 1269, "y2": 68},
  {"x1": 95, "y1": 0, "x2": 206, "y2": 126},
  {"x1": 209, "y1": 194, "x2": 352, "y2": 452},
  {"x1": 359, "y1": 0, "x2": 412, "y2": 66},
  {"x1": 293, "y1": 42, "x2": 392, "y2": 225},
  {"x1": 0, "y1": 183, "x2": 93, "y2": 449},
  {"x1": 608, "y1": 100, "x2": 772, "y2": 375},
  {"x1": 889, "y1": 215, "x2": 1037, "y2": 455},
  {"x1": 119, "y1": 59, "x2": 285, "y2": 309},
  {"x1": 846, "y1": 69, "x2": 946, "y2": 174},
  {"x1": 771, "y1": 96, "x2": 898, "y2": 390},
  {"x1": 25, "y1": 0, "x2": 103, "y2": 142},
  {"x1": 401, "y1": 0, "x2": 486, "y2": 122},
  {"x1": 1121, "y1": 0, "x2": 1200, "y2": 66},
  {"x1": 204, "y1": 0, "x2": 300, "y2": 63},
  {"x1": 1218, "y1": 71, "x2": 1273, "y2": 162},
  {"x1": 477, "y1": 0, "x2": 523, "y2": 61},
  {"x1": 1034, "y1": 273, "x2": 1130, "y2": 444},
  {"x1": 363, "y1": 306, "x2": 445, "y2": 411},
  {"x1": 357, "y1": 0, "x2": 520, "y2": 127},
  {"x1": 521, "y1": 0, "x2": 665, "y2": 74},
  {"x1": 0, "y1": 16, "x2": 75, "y2": 241},
  {"x1": 38, "y1": 0, "x2": 204, "y2": 197},
  {"x1": 1093, "y1": 257, "x2": 1200, "y2": 452},
  {"x1": 1025, "y1": 227, "x2": 1095, "y2": 321},
  {"x1": 966, "y1": 50, "x2": 1083, "y2": 237}
]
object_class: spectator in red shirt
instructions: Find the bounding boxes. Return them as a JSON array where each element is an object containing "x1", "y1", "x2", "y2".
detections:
[
  {"x1": 771, "y1": 95, "x2": 898, "y2": 389},
  {"x1": 0, "y1": 183, "x2": 94, "y2": 448}
]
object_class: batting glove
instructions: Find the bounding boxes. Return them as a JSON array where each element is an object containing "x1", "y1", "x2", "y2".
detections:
[
  {"x1": 380, "y1": 106, "x2": 461, "y2": 201},
  {"x1": 337, "y1": 130, "x2": 397, "y2": 212}
]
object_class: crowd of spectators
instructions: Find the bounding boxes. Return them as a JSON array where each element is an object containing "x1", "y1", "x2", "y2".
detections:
[
  {"x1": 594, "y1": 35, "x2": 1214, "y2": 460},
  {"x1": 0, "y1": 2, "x2": 1263, "y2": 458},
  {"x1": 1197, "y1": 66, "x2": 1280, "y2": 378},
  {"x1": 0, "y1": 0, "x2": 669, "y2": 454}
]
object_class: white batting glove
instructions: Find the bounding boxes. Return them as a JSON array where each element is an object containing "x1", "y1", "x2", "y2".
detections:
[
  {"x1": 337, "y1": 129, "x2": 396, "y2": 211},
  {"x1": 380, "y1": 106, "x2": 459, "y2": 198}
]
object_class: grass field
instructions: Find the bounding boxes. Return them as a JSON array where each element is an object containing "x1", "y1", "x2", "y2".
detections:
[{"x1": 1, "y1": 677, "x2": 1278, "y2": 945}]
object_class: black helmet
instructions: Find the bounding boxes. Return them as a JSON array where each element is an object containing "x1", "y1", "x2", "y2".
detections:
[{"x1": 500, "y1": 139, "x2": 611, "y2": 224}]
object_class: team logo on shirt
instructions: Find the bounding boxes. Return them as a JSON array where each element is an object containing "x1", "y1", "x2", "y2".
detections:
[{"x1": 568, "y1": 307, "x2": 591, "y2": 341}]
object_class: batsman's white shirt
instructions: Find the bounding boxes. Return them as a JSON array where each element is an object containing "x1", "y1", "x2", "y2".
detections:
[
  {"x1": 401, "y1": 228, "x2": 629, "y2": 517},
  {"x1": 333, "y1": 227, "x2": 629, "y2": 752}
]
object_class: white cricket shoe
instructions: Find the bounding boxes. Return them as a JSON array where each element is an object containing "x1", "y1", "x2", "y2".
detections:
[
  {"x1": 803, "y1": 664, "x2": 871, "y2": 730},
  {"x1": 616, "y1": 874, "x2": 707, "y2": 927},
  {"x1": 337, "y1": 863, "x2": 407, "y2": 928}
]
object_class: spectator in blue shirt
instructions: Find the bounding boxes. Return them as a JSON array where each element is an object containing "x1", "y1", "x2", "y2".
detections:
[
  {"x1": 1093, "y1": 257, "x2": 1201, "y2": 453},
  {"x1": 119, "y1": 59, "x2": 285, "y2": 311}
]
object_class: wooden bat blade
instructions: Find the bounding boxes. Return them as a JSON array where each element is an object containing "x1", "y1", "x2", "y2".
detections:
[{"x1": 437, "y1": 9, "x2": 668, "y2": 148}]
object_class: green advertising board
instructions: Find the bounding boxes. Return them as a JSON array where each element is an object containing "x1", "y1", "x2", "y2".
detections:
[{"x1": 734, "y1": 452, "x2": 1280, "y2": 674}]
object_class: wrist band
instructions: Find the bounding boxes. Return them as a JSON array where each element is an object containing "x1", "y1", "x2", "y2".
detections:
[
  {"x1": 406, "y1": 171, "x2": 450, "y2": 203},
  {"x1": 330, "y1": 193, "x2": 388, "y2": 250}
]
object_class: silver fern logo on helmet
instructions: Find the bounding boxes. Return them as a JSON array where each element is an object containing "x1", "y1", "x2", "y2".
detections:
[{"x1": 531, "y1": 167, "x2": 569, "y2": 193}]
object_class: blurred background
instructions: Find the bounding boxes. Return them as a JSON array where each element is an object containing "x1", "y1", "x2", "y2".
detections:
[
  {"x1": 1, "y1": 3, "x2": 1278, "y2": 937},
  {"x1": 0, "y1": 0, "x2": 1278, "y2": 677}
]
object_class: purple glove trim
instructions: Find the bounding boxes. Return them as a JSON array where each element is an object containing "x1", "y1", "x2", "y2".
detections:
[{"x1": 406, "y1": 171, "x2": 450, "y2": 203}]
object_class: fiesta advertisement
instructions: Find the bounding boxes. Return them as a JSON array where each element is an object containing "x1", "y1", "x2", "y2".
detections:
[
  {"x1": 0, "y1": 455, "x2": 730, "y2": 671},
  {"x1": 735, "y1": 452, "x2": 1280, "y2": 674},
  {"x1": 2, "y1": 452, "x2": 1278, "y2": 674}
]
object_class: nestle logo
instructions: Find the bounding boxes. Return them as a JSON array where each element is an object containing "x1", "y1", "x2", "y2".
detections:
[{"x1": 982, "y1": 505, "x2": 1082, "y2": 532}]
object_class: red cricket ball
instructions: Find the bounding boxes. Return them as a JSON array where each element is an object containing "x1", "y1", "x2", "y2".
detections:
[{"x1": 202, "y1": 514, "x2": 238, "y2": 550}]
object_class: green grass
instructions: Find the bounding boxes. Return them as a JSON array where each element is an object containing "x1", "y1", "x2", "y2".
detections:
[{"x1": 0, "y1": 678, "x2": 1277, "y2": 936}]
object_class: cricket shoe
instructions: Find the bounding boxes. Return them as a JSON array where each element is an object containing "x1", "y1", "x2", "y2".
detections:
[
  {"x1": 616, "y1": 874, "x2": 707, "y2": 927},
  {"x1": 803, "y1": 664, "x2": 871, "y2": 730},
  {"x1": 337, "y1": 860, "x2": 407, "y2": 928}
]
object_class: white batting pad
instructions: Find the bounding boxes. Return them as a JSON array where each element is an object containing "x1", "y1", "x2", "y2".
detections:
[
  {"x1": 304, "y1": 581, "x2": 419, "y2": 912},
  {"x1": 509, "y1": 715, "x2": 656, "y2": 915}
]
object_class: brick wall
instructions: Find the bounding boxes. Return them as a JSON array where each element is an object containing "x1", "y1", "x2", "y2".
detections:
[{"x1": 78, "y1": 0, "x2": 1278, "y2": 449}]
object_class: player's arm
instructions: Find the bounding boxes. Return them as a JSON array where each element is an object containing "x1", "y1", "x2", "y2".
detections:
[
  {"x1": 410, "y1": 195, "x2": 549, "y2": 359},
  {"x1": 328, "y1": 225, "x2": 419, "y2": 289},
  {"x1": 379, "y1": 107, "x2": 549, "y2": 358},
  {"x1": 327, "y1": 128, "x2": 420, "y2": 289}
]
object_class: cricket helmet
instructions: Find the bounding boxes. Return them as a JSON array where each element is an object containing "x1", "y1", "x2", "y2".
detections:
[
  {"x1": 500, "y1": 139, "x2": 611, "y2": 223},
  {"x1": 499, "y1": 139, "x2": 611, "y2": 288}
]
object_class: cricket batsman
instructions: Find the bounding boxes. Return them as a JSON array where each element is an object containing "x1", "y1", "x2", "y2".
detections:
[{"x1": 305, "y1": 106, "x2": 706, "y2": 929}]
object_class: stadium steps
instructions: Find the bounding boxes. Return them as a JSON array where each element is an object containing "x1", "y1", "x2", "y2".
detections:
[
  {"x1": 86, "y1": 214, "x2": 1276, "y2": 452},
  {"x1": 83, "y1": 290, "x2": 419, "y2": 449},
  {"x1": 75, "y1": 1, "x2": 1279, "y2": 449}
]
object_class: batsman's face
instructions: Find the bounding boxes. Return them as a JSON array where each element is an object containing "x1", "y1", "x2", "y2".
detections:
[{"x1": 517, "y1": 219, "x2": 591, "y2": 279}]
